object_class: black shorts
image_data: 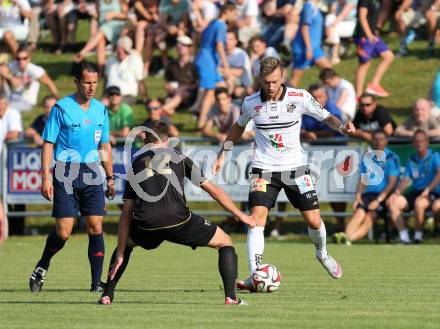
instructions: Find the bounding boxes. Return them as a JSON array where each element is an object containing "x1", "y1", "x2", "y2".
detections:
[
  {"x1": 129, "y1": 213, "x2": 217, "y2": 250},
  {"x1": 356, "y1": 192, "x2": 386, "y2": 216},
  {"x1": 248, "y1": 166, "x2": 319, "y2": 212},
  {"x1": 403, "y1": 190, "x2": 440, "y2": 210}
]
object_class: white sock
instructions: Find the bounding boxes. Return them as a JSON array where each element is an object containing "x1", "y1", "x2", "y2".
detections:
[
  {"x1": 282, "y1": 36, "x2": 291, "y2": 48},
  {"x1": 414, "y1": 230, "x2": 423, "y2": 241},
  {"x1": 247, "y1": 226, "x2": 265, "y2": 274},
  {"x1": 399, "y1": 229, "x2": 410, "y2": 243},
  {"x1": 308, "y1": 220, "x2": 328, "y2": 259}
]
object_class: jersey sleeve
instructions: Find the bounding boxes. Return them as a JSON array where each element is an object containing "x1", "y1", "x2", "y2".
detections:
[
  {"x1": 42, "y1": 104, "x2": 63, "y2": 143},
  {"x1": 215, "y1": 21, "x2": 227, "y2": 44},
  {"x1": 403, "y1": 160, "x2": 412, "y2": 179},
  {"x1": 387, "y1": 154, "x2": 401, "y2": 177},
  {"x1": 100, "y1": 107, "x2": 110, "y2": 143},
  {"x1": 7, "y1": 110, "x2": 23, "y2": 132},
  {"x1": 302, "y1": 91, "x2": 330, "y2": 122},
  {"x1": 122, "y1": 178, "x2": 137, "y2": 200},
  {"x1": 375, "y1": 107, "x2": 396, "y2": 129},
  {"x1": 183, "y1": 155, "x2": 206, "y2": 186},
  {"x1": 301, "y1": 2, "x2": 313, "y2": 26},
  {"x1": 236, "y1": 100, "x2": 252, "y2": 127}
]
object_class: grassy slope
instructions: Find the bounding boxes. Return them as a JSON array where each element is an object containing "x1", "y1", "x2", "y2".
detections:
[{"x1": 1, "y1": 236, "x2": 440, "y2": 329}]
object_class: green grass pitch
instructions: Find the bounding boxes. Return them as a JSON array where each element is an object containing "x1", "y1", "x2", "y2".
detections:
[{"x1": 1, "y1": 236, "x2": 439, "y2": 329}]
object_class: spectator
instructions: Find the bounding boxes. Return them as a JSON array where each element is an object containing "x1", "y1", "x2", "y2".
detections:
[
  {"x1": 195, "y1": 1, "x2": 237, "y2": 130},
  {"x1": 105, "y1": 36, "x2": 144, "y2": 103},
  {"x1": 105, "y1": 86, "x2": 134, "y2": 145},
  {"x1": 354, "y1": 0, "x2": 394, "y2": 98},
  {"x1": 201, "y1": 87, "x2": 254, "y2": 142},
  {"x1": 301, "y1": 83, "x2": 343, "y2": 142},
  {"x1": 352, "y1": 93, "x2": 396, "y2": 142},
  {"x1": 387, "y1": 129, "x2": 440, "y2": 244},
  {"x1": 319, "y1": 68, "x2": 356, "y2": 121},
  {"x1": 45, "y1": 0, "x2": 79, "y2": 54},
  {"x1": 290, "y1": 0, "x2": 331, "y2": 88},
  {"x1": 133, "y1": 0, "x2": 159, "y2": 76},
  {"x1": 431, "y1": 69, "x2": 440, "y2": 108},
  {"x1": 394, "y1": 0, "x2": 422, "y2": 56},
  {"x1": 142, "y1": 98, "x2": 179, "y2": 137},
  {"x1": 0, "y1": 0, "x2": 32, "y2": 56},
  {"x1": 325, "y1": 0, "x2": 358, "y2": 65},
  {"x1": 394, "y1": 99, "x2": 440, "y2": 137},
  {"x1": 24, "y1": 95, "x2": 57, "y2": 146},
  {"x1": 233, "y1": 0, "x2": 260, "y2": 47},
  {"x1": 162, "y1": 35, "x2": 198, "y2": 116},
  {"x1": 261, "y1": 0, "x2": 294, "y2": 49},
  {"x1": 27, "y1": 0, "x2": 45, "y2": 51},
  {"x1": 425, "y1": 0, "x2": 440, "y2": 56},
  {"x1": 0, "y1": 53, "x2": 9, "y2": 89},
  {"x1": 219, "y1": 30, "x2": 253, "y2": 98},
  {"x1": 188, "y1": 0, "x2": 219, "y2": 34},
  {"x1": 334, "y1": 130, "x2": 400, "y2": 245},
  {"x1": 249, "y1": 35, "x2": 279, "y2": 85},
  {"x1": 2, "y1": 46, "x2": 59, "y2": 112},
  {"x1": 74, "y1": 0, "x2": 129, "y2": 69}
]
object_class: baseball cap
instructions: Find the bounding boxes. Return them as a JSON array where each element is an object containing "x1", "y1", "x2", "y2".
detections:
[{"x1": 177, "y1": 35, "x2": 193, "y2": 46}]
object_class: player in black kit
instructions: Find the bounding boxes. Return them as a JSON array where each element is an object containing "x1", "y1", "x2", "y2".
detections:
[{"x1": 98, "y1": 121, "x2": 256, "y2": 305}]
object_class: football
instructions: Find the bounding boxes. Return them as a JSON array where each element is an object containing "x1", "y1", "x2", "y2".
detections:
[{"x1": 251, "y1": 264, "x2": 281, "y2": 293}]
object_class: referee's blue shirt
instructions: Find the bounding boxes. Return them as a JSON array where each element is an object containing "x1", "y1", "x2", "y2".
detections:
[{"x1": 42, "y1": 94, "x2": 110, "y2": 163}]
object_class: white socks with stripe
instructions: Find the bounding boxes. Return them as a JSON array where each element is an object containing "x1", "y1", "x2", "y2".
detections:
[
  {"x1": 308, "y1": 220, "x2": 328, "y2": 259},
  {"x1": 247, "y1": 226, "x2": 265, "y2": 274}
]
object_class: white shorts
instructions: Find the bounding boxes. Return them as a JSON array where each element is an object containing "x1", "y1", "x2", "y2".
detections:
[
  {"x1": 0, "y1": 25, "x2": 29, "y2": 41},
  {"x1": 325, "y1": 15, "x2": 356, "y2": 43}
]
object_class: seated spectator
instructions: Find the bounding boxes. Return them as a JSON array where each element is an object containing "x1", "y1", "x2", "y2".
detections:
[
  {"x1": 325, "y1": 0, "x2": 357, "y2": 65},
  {"x1": 261, "y1": 0, "x2": 294, "y2": 49},
  {"x1": 45, "y1": 0, "x2": 85, "y2": 54},
  {"x1": 133, "y1": 0, "x2": 159, "y2": 76},
  {"x1": 27, "y1": 0, "x2": 45, "y2": 51},
  {"x1": 290, "y1": 0, "x2": 331, "y2": 88},
  {"x1": 394, "y1": 0, "x2": 423, "y2": 56},
  {"x1": 74, "y1": 0, "x2": 129, "y2": 69},
  {"x1": 354, "y1": 0, "x2": 394, "y2": 98},
  {"x1": 0, "y1": 0, "x2": 31, "y2": 56},
  {"x1": 352, "y1": 93, "x2": 396, "y2": 142},
  {"x1": 301, "y1": 84, "x2": 343, "y2": 142},
  {"x1": 249, "y1": 35, "x2": 279, "y2": 86},
  {"x1": 201, "y1": 87, "x2": 254, "y2": 142},
  {"x1": 105, "y1": 36, "x2": 144, "y2": 103},
  {"x1": 395, "y1": 99, "x2": 440, "y2": 137},
  {"x1": 162, "y1": 35, "x2": 198, "y2": 116},
  {"x1": 233, "y1": 0, "x2": 260, "y2": 47},
  {"x1": 424, "y1": 0, "x2": 440, "y2": 56},
  {"x1": 189, "y1": 0, "x2": 219, "y2": 34},
  {"x1": 219, "y1": 30, "x2": 253, "y2": 98},
  {"x1": 334, "y1": 130, "x2": 400, "y2": 245},
  {"x1": 0, "y1": 53, "x2": 9, "y2": 89},
  {"x1": 24, "y1": 95, "x2": 57, "y2": 146},
  {"x1": 387, "y1": 129, "x2": 440, "y2": 244},
  {"x1": 105, "y1": 86, "x2": 134, "y2": 145},
  {"x1": 142, "y1": 98, "x2": 179, "y2": 137},
  {"x1": 2, "y1": 46, "x2": 59, "y2": 112},
  {"x1": 319, "y1": 68, "x2": 356, "y2": 121},
  {"x1": 430, "y1": 69, "x2": 440, "y2": 108},
  {"x1": 195, "y1": 2, "x2": 237, "y2": 130}
]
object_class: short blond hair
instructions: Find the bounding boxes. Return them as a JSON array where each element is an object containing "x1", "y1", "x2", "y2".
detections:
[{"x1": 260, "y1": 57, "x2": 282, "y2": 77}]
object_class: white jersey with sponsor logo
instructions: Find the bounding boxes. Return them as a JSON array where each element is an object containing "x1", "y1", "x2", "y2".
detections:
[{"x1": 236, "y1": 86, "x2": 330, "y2": 171}]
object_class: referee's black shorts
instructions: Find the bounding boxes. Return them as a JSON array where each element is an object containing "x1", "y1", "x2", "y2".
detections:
[
  {"x1": 248, "y1": 166, "x2": 320, "y2": 212},
  {"x1": 129, "y1": 213, "x2": 217, "y2": 250}
]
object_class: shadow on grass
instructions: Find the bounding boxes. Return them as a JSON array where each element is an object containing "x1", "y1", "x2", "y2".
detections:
[{"x1": 0, "y1": 288, "x2": 217, "y2": 293}]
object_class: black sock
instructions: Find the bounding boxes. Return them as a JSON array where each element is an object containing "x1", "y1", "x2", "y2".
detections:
[
  {"x1": 218, "y1": 246, "x2": 238, "y2": 300},
  {"x1": 37, "y1": 231, "x2": 66, "y2": 269},
  {"x1": 104, "y1": 247, "x2": 133, "y2": 302},
  {"x1": 88, "y1": 233, "x2": 105, "y2": 286}
]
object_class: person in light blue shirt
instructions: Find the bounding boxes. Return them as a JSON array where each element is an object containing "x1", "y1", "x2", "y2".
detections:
[
  {"x1": 387, "y1": 129, "x2": 440, "y2": 244},
  {"x1": 195, "y1": 1, "x2": 237, "y2": 130},
  {"x1": 290, "y1": 0, "x2": 331, "y2": 87},
  {"x1": 334, "y1": 130, "x2": 400, "y2": 245},
  {"x1": 29, "y1": 61, "x2": 116, "y2": 294}
]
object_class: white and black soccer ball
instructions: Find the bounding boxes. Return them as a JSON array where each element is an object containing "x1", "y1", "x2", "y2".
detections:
[{"x1": 251, "y1": 264, "x2": 281, "y2": 293}]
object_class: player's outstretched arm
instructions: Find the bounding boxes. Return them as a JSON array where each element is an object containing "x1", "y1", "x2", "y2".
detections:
[
  {"x1": 323, "y1": 115, "x2": 356, "y2": 136},
  {"x1": 200, "y1": 181, "x2": 256, "y2": 227},
  {"x1": 212, "y1": 123, "x2": 246, "y2": 174},
  {"x1": 109, "y1": 199, "x2": 135, "y2": 280},
  {"x1": 41, "y1": 141, "x2": 55, "y2": 201}
]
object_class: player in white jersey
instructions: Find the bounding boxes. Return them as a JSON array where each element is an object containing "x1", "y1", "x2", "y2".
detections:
[{"x1": 213, "y1": 57, "x2": 356, "y2": 290}]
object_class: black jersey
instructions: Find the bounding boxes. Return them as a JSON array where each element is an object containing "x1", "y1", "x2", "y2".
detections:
[{"x1": 123, "y1": 147, "x2": 206, "y2": 229}]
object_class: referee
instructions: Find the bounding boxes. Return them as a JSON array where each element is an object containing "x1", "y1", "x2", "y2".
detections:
[
  {"x1": 29, "y1": 61, "x2": 116, "y2": 293},
  {"x1": 98, "y1": 122, "x2": 255, "y2": 305}
]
